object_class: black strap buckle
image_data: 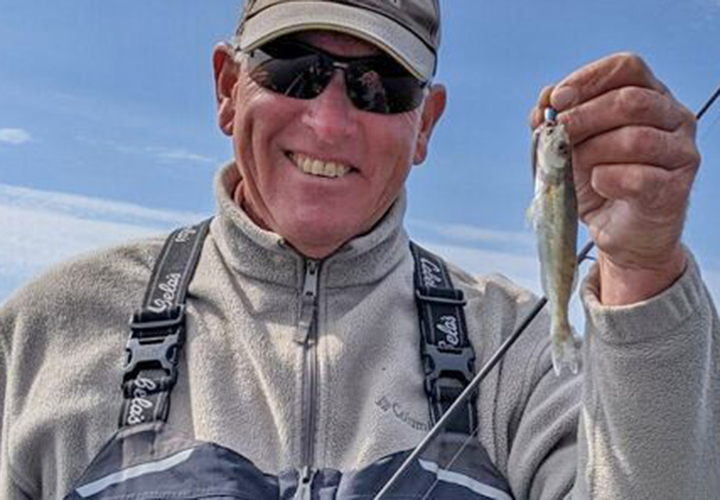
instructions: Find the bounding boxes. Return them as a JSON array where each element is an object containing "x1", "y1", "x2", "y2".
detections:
[
  {"x1": 123, "y1": 305, "x2": 186, "y2": 385},
  {"x1": 415, "y1": 287, "x2": 467, "y2": 306},
  {"x1": 422, "y1": 344, "x2": 475, "y2": 396}
]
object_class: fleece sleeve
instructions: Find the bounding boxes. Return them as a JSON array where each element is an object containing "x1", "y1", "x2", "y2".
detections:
[
  {"x1": 0, "y1": 304, "x2": 33, "y2": 500},
  {"x1": 505, "y1": 251, "x2": 719, "y2": 499},
  {"x1": 573, "y1": 253, "x2": 720, "y2": 499}
]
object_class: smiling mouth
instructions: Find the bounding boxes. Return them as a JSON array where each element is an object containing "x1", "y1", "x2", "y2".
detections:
[{"x1": 288, "y1": 152, "x2": 354, "y2": 179}]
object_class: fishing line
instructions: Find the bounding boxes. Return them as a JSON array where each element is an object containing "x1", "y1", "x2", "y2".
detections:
[{"x1": 372, "y1": 83, "x2": 720, "y2": 500}]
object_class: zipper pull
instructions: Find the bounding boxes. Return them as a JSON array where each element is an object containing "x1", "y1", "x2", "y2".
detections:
[
  {"x1": 294, "y1": 466, "x2": 316, "y2": 500},
  {"x1": 302, "y1": 261, "x2": 319, "y2": 301},
  {"x1": 294, "y1": 261, "x2": 320, "y2": 344}
]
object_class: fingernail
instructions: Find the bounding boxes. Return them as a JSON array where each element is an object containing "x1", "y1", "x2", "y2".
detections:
[{"x1": 551, "y1": 86, "x2": 577, "y2": 110}]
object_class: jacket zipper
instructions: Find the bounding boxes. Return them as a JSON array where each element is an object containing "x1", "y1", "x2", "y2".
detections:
[
  {"x1": 294, "y1": 465, "x2": 317, "y2": 500},
  {"x1": 294, "y1": 260, "x2": 320, "y2": 498}
]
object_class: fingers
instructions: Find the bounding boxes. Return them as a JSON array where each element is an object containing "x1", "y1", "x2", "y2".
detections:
[
  {"x1": 528, "y1": 51, "x2": 700, "y2": 194},
  {"x1": 572, "y1": 122, "x2": 700, "y2": 223},
  {"x1": 550, "y1": 52, "x2": 670, "y2": 112},
  {"x1": 529, "y1": 53, "x2": 695, "y2": 140},
  {"x1": 528, "y1": 52, "x2": 701, "y2": 215},
  {"x1": 589, "y1": 164, "x2": 695, "y2": 209},
  {"x1": 557, "y1": 86, "x2": 693, "y2": 145},
  {"x1": 572, "y1": 125, "x2": 700, "y2": 172}
]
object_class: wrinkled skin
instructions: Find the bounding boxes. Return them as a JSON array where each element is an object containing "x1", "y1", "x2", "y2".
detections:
[
  {"x1": 530, "y1": 53, "x2": 700, "y2": 305},
  {"x1": 213, "y1": 31, "x2": 446, "y2": 259}
]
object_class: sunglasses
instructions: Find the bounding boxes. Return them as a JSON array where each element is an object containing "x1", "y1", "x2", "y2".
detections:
[{"x1": 243, "y1": 38, "x2": 429, "y2": 114}]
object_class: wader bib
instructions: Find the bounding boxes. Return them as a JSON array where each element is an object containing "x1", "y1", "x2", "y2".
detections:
[{"x1": 64, "y1": 220, "x2": 514, "y2": 500}]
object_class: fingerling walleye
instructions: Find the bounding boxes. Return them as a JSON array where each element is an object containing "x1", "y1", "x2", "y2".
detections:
[{"x1": 528, "y1": 107, "x2": 580, "y2": 375}]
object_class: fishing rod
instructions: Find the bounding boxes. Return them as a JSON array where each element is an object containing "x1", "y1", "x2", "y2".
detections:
[
  {"x1": 697, "y1": 83, "x2": 720, "y2": 120},
  {"x1": 373, "y1": 82, "x2": 720, "y2": 500}
]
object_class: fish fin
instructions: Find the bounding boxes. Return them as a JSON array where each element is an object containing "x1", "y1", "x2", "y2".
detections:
[
  {"x1": 551, "y1": 324, "x2": 581, "y2": 376},
  {"x1": 526, "y1": 194, "x2": 543, "y2": 230},
  {"x1": 525, "y1": 201, "x2": 536, "y2": 229}
]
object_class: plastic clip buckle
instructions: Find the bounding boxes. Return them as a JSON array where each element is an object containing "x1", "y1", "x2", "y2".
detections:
[
  {"x1": 124, "y1": 305, "x2": 186, "y2": 384},
  {"x1": 422, "y1": 344, "x2": 475, "y2": 396}
]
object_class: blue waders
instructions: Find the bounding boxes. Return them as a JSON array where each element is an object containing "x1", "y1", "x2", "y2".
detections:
[{"x1": 64, "y1": 220, "x2": 515, "y2": 500}]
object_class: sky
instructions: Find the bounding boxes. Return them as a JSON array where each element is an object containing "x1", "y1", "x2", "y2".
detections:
[{"x1": 1, "y1": 0, "x2": 719, "y2": 322}]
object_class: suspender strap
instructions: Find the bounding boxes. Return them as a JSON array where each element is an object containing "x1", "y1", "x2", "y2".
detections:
[
  {"x1": 120, "y1": 219, "x2": 212, "y2": 428},
  {"x1": 410, "y1": 242, "x2": 477, "y2": 435}
]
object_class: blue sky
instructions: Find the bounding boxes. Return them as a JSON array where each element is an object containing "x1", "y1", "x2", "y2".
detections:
[{"x1": 1, "y1": 0, "x2": 720, "y2": 315}]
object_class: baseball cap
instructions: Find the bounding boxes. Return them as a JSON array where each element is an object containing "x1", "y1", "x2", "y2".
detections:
[{"x1": 234, "y1": 0, "x2": 441, "y2": 82}]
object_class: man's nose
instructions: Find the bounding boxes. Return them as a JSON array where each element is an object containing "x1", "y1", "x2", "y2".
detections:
[{"x1": 301, "y1": 70, "x2": 358, "y2": 142}]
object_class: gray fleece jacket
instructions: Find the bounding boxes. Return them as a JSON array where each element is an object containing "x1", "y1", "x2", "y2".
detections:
[{"x1": 1, "y1": 165, "x2": 719, "y2": 499}]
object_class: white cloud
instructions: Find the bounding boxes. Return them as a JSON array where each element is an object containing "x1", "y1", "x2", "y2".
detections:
[
  {"x1": 75, "y1": 136, "x2": 217, "y2": 166},
  {"x1": 417, "y1": 240, "x2": 540, "y2": 291},
  {"x1": 410, "y1": 219, "x2": 534, "y2": 247},
  {"x1": 0, "y1": 184, "x2": 205, "y2": 303},
  {"x1": 408, "y1": 218, "x2": 542, "y2": 290},
  {"x1": 0, "y1": 183, "x2": 202, "y2": 227},
  {"x1": 0, "y1": 128, "x2": 32, "y2": 145},
  {"x1": 147, "y1": 147, "x2": 216, "y2": 165}
]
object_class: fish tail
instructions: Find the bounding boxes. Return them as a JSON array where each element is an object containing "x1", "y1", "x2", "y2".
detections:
[{"x1": 550, "y1": 320, "x2": 581, "y2": 375}]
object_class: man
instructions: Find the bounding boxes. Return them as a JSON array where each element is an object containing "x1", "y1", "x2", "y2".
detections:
[{"x1": 1, "y1": 0, "x2": 717, "y2": 498}]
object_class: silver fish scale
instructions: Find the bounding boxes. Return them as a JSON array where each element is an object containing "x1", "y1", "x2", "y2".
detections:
[{"x1": 528, "y1": 111, "x2": 580, "y2": 375}]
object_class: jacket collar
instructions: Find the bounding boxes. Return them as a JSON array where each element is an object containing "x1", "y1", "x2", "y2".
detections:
[{"x1": 211, "y1": 163, "x2": 410, "y2": 288}]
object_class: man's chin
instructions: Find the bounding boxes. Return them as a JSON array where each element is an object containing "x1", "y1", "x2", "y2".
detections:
[{"x1": 282, "y1": 224, "x2": 354, "y2": 260}]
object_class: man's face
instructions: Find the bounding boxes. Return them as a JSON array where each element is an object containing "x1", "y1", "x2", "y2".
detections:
[{"x1": 214, "y1": 31, "x2": 445, "y2": 258}]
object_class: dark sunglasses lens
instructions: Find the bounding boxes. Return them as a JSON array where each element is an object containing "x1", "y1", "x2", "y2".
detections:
[
  {"x1": 346, "y1": 64, "x2": 425, "y2": 114},
  {"x1": 247, "y1": 40, "x2": 425, "y2": 114},
  {"x1": 248, "y1": 44, "x2": 332, "y2": 99}
]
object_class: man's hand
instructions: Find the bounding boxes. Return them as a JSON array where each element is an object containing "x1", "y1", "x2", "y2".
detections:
[{"x1": 530, "y1": 53, "x2": 701, "y2": 305}]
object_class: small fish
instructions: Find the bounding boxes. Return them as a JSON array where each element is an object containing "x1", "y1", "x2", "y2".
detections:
[{"x1": 528, "y1": 107, "x2": 580, "y2": 375}]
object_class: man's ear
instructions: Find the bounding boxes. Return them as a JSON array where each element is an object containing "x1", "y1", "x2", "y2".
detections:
[
  {"x1": 413, "y1": 84, "x2": 447, "y2": 165},
  {"x1": 213, "y1": 43, "x2": 240, "y2": 136}
]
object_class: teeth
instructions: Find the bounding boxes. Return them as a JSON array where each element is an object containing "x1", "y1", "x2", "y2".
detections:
[
  {"x1": 311, "y1": 159, "x2": 324, "y2": 175},
  {"x1": 290, "y1": 153, "x2": 352, "y2": 178},
  {"x1": 323, "y1": 162, "x2": 336, "y2": 177}
]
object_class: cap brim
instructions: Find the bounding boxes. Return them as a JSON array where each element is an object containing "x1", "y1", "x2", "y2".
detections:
[{"x1": 237, "y1": 0, "x2": 435, "y2": 81}]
